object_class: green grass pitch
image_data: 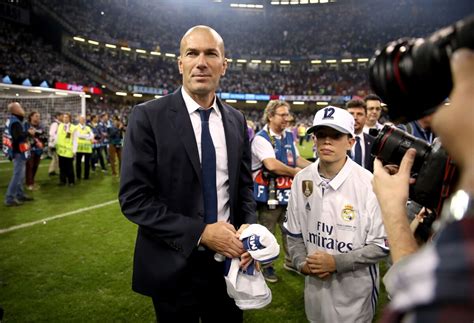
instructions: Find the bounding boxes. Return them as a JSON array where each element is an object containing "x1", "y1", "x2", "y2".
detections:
[{"x1": 0, "y1": 140, "x2": 387, "y2": 322}]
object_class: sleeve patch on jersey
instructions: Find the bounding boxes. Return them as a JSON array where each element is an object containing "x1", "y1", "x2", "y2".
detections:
[{"x1": 302, "y1": 180, "x2": 313, "y2": 197}]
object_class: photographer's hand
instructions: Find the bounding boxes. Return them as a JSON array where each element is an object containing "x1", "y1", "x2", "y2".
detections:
[
  {"x1": 372, "y1": 149, "x2": 418, "y2": 263},
  {"x1": 432, "y1": 49, "x2": 474, "y2": 194},
  {"x1": 373, "y1": 148, "x2": 415, "y2": 209}
]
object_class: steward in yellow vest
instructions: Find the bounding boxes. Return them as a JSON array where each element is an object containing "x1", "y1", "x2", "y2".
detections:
[
  {"x1": 76, "y1": 124, "x2": 93, "y2": 154},
  {"x1": 56, "y1": 122, "x2": 75, "y2": 158},
  {"x1": 55, "y1": 113, "x2": 76, "y2": 185},
  {"x1": 75, "y1": 115, "x2": 94, "y2": 180}
]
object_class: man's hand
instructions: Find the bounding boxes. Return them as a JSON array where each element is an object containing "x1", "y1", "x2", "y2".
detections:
[
  {"x1": 372, "y1": 148, "x2": 419, "y2": 263},
  {"x1": 432, "y1": 49, "x2": 474, "y2": 181},
  {"x1": 372, "y1": 148, "x2": 416, "y2": 214},
  {"x1": 200, "y1": 222, "x2": 245, "y2": 258}
]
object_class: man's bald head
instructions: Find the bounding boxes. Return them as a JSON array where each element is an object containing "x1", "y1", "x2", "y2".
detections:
[
  {"x1": 8, "y1": 102, "x2": 25, "y2": 117},
  {"x1": 79, "y1": 115, "x2": 86, "y2": 124},
  {"x1": 179, "y1": 25, "x2": 225, "y2": 57}
]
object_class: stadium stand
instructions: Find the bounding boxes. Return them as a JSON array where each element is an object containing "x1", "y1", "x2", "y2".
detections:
[
  {"x1": 0, "y1": 20, "x2": 95, "y2": 88},
  {"x1": 37, "y1": 0, "x2": 471, "y2": 57},
  {"x1": 1, "y1": 0, "x2": 472, "y2": 125}
]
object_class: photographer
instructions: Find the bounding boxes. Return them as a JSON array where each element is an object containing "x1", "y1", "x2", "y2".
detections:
[
  {"x1": 25, "y1": 111, "x2": 47, "y2": 191},
  {"x1": 251, "y1": 100, "x2": 312, "y2": 282},
  {"x1": 372, "y1": 49, "x2": 474, "y2": 321}
]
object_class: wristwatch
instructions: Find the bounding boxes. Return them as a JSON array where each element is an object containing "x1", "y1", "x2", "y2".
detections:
[{"x1": 434, "y1": 189, "x2": 474, "y2": 232}]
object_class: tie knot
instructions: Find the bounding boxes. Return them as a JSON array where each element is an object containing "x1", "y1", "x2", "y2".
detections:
[
  {"x1": 199, "y1": 108, "x2": 212, "y2": 122},
  {"x1": 355, "y1": 136, "x2": 361, "y2": 142}
]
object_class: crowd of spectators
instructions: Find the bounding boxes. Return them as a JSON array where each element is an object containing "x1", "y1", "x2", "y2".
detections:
[
  {"x1": 67, "y1": 38, "x2": 370, "y2": 96},
  {"x1": 66, "y1": 40, "x2": 180, "y2": 93},
  {"x1": 0, "y1": 20, "x2": 96, "y2": 87},
  {"x1": 39, "y1": 0, "x2": 471, "y2": 58},
  {"x1": 1, "y1": 0, "x2": 471, "y2": 127},
  {"x1": 1, "y1": 15, "x2": 369, "y2": 97}
]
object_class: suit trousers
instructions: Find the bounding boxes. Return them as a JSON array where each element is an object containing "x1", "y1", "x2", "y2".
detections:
[{"x1": 152, "y1": 249, "x2": 242, "y2": 323}]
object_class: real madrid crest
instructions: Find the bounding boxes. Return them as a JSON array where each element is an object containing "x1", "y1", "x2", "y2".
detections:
[
  {"x1": 302, "y1": 180, "x2": 313, "y2": 197},
  {"x1": 341, "y1": 204, "x2": 356, "y2": 221}
]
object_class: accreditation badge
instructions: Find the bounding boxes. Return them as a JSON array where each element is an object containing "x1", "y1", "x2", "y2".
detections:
[
  {"x1": 302, "y1": 180, "x2": 313, "y2": 198},
  {"x1": 341, "y1": 204, "x2": 356, "y2": 221}
]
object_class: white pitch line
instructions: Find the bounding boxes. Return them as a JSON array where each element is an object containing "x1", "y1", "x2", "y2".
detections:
[{"x1": 0, "y1": 200, "x2": 118, "y2": 234}]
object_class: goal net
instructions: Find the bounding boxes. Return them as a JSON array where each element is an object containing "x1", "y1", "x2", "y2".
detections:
[{"x1": 0, "y1": 83, "x2": 86, "y2": 130}]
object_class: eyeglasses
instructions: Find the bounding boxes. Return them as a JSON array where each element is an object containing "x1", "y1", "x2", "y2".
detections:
[{"x1": 274, "y1": 113, "x2": 290, "y2": 118}]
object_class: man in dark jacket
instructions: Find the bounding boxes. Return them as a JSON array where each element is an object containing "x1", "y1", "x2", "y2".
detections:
[{"x1": 3, "y1": 102, "x2": 34, "y2": 206}]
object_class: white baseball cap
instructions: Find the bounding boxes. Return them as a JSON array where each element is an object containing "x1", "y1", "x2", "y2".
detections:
[{"x1": 307, "y1": 106, "x2": 355, "y2": 137}]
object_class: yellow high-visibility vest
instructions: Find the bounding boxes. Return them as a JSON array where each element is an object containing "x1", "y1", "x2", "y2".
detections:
[
  {"x1": 297, "y1": 125, "x2": 306, "y2": 137},
  {"x1": 56, "y1": 123, "x2": 75, "y2": 158},
  {"x1": 76, "y1": 125, "x2": 93, "y2": 153}
]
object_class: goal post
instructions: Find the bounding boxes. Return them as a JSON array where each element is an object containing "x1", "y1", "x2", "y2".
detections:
[{"x1": 0, "y1": 83, "x2": 86, "y2": 129}]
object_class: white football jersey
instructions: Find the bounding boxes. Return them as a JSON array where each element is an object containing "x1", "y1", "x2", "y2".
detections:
[{"x1": 285, "y1": 157, "x2": 388, "y2": 323}]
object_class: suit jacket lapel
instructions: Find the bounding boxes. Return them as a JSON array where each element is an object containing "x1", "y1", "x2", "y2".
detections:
[
  {"x1": 169, "y1": 89, "x2": 202, "y2": 183},
  {"x1": 218, "y1": 98, "x2": 238, "y2": 201}
]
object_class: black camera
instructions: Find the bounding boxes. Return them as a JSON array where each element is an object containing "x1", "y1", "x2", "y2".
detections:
[
  {"x1": 372, "y1": 125, "x2": 458, "y2": 213},
  {"x1": 368, "y1": 128, "x2": 380, "y2": 138},
  {"x1": 262, "y1": 168, "x2": 278, "y2": 210},
  {"x1": 369, "y1": 15, "x2": 474, "y2": 122}
]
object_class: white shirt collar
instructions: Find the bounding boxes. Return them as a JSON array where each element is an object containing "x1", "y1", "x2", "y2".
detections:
[
  {"x1": 315, "y1": 157, "x2": 355, "y2": 191},
  {"x1": 181, "y1": 87, "x2": 221, "y2": 118}
]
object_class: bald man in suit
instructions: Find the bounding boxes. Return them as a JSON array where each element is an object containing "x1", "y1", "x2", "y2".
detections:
[{"x1": 119, "y1": 26, "x2": 256, "y2": 322}]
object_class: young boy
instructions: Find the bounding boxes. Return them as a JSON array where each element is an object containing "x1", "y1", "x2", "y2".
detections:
[{"x1": 285, "y1": 106, "x2": 388, "y2": 323}]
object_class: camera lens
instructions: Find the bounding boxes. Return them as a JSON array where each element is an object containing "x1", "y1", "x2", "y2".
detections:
[
  {"x1": 371, "y1": 125, "x2": 431, "y2": 174},
  {"x1": 369, "y1": 15, "x2": 474, "y2": 121}
]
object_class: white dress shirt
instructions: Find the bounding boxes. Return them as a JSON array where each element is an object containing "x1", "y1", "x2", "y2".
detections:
[{"x1": 181, "y1": 88, "x2": 230, "y2": 223}]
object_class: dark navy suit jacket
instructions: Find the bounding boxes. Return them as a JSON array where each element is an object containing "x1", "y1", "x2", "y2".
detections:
[
  {"x1": 349, "y1": 133, "x2": 376, "y2": 172},
  {"x1": 119, "y1": 88, "x2": 256, "y2": 298}
]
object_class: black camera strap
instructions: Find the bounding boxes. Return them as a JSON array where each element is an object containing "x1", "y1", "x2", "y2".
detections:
[
  {"x1": 435, "y1": 156, "x2": 458, "y2": 216},
  {"x1": 265, "y1": 128, "x2": 277, "y2": 149}
]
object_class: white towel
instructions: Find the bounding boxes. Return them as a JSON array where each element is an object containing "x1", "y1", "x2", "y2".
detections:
[{"x1": 224, "y1": 224, "x2": 280, "y2": 310}]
